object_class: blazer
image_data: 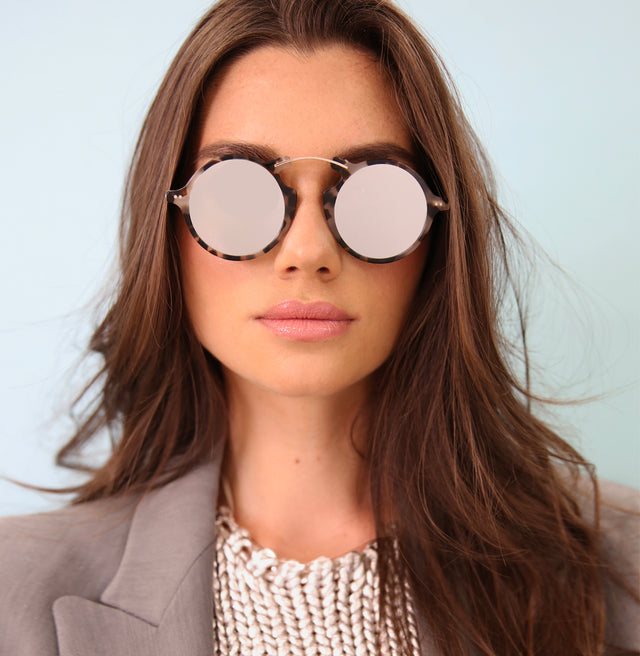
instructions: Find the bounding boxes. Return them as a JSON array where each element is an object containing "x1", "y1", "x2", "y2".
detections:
[{"x1": 0, "y1": 457, "x2": 638, "y2": 656}]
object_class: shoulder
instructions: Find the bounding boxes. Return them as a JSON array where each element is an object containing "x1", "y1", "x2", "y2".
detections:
[
  {"x1": 0, "y1": 462, "x2": 221, "y2": 655},
  {"x1": 0, "y1": 497, "x2": 136, "y2": 655},
  {"x1": 596, "y1": 481, "x2": 640, "y2": 650},
  {"x1": 597, "y1": 479, "x2": 639, "y2": 557},
  {"x1": 579, "y1": 479, "x2": 639, "y2": 578},
  {"x1": 574, "y1": 478, "x2": 640, "y2": 651}
]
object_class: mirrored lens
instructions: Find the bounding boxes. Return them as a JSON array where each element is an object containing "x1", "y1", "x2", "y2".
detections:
[
  {"x1": 189, "y1": 159, "x2": 285, "y2": 257},
  {"x1": 334, "y1": 164, "x2": 428, "y2": 260}
]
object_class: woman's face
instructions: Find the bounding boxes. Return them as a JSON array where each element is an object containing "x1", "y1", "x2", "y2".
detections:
[{"x1": 178, "y1": 44, "x2": 428, "y2": 399}]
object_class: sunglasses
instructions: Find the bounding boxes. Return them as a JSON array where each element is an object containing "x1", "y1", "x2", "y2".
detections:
[{"x1": 166, "y1": 155, "x2": 448, "y2": 263}]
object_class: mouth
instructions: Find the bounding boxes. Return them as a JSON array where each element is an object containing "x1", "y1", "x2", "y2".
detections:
[{"x1": 256, "y1": 300, "x2": 354, "y2": 341}]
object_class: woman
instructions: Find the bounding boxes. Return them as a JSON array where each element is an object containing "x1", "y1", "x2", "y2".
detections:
[{"x1": 0, "y1": 0, "x2": 637, "y2": 654}]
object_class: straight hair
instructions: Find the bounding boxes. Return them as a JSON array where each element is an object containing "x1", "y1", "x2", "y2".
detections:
[{"x1": 56, "y1": 1, "x2": 634, "y2": 654}]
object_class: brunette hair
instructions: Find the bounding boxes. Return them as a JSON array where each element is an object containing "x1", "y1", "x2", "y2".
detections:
[{"x1": 55, "y1": 0, "x2": 633, "y2": 654}]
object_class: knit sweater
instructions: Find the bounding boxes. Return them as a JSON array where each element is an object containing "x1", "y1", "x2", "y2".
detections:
[{"x1": 212, "y1": 506, "x2": 421, "y2": 655}]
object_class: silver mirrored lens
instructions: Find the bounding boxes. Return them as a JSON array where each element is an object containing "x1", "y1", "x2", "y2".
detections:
[
  {"x1": 334, "y1": 164, "x2": 428, "y2": 260},
  {"x1": 189, "y1": 159, "x2": 285, "y2": 257}
]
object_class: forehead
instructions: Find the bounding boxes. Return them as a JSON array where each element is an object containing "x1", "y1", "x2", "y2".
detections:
[{"x1": 196, "y1": 44, "x2": 413, "y2": 159}]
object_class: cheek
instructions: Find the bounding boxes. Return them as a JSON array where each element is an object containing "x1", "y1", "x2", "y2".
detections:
[
  {"x1": 353, "y1": 241, "x2": 428, "y2": 348},
  {"x1": 371, "y1": 242, "x2": 427, "y2": 312},
  {"x1": 178, "y1": 220, "x2": 236, "y2": 345}
]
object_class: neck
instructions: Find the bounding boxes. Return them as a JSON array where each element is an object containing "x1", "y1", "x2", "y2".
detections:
[{"x1": 223, "y1": 375, "x2": 375, "y2": 561}]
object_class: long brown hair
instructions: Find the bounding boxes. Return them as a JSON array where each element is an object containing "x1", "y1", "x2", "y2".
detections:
[{"x1": 55, "y1": 1, "x2": 633, "y2": 654}]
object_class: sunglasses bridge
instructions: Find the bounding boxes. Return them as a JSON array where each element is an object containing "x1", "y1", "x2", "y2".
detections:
[{"x1": 269, "y1": 156, "x2": 348, "y2": 192}]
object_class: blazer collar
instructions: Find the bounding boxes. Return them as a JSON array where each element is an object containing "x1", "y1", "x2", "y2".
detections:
[{"x1": 53, "y1": 458, "x2": 222, "y2": 656}]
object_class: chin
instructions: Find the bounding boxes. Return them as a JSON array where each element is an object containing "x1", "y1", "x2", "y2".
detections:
[
  {"x1": 222, "y1": 362, "x2": 373, "y2": 402},
  {"x1": 259, "y1": 375, "x2": 367, "y2": 400}
]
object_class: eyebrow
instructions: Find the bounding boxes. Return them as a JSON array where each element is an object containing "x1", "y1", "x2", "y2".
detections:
[
  {"x1": 196, "y1": 141, "x2": 278, "y2": 164},
  {"x1": 195, "y1": 141, "x2": 417, "y2": 167},
  {"x1": 338, "y1": 143, "x2": 416, "y2": 166}
]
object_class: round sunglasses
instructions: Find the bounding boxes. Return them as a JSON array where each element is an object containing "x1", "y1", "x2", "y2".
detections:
[{"x1": 166, "y1": 155, "x2": 448, "y2": 263}]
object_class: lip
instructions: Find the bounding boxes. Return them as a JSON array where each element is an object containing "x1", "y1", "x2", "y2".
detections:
[{"x1": 256, "y1": 300, "x2": 354, "y2": 341}]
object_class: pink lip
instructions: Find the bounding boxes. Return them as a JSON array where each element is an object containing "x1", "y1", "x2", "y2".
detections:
[{"x1": 257, "y1": 301, "x2": 354, "y2": 341}]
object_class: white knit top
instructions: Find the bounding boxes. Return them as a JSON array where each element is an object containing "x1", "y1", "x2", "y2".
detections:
[{"x1": 212, "y1": 506, "x2": 420, "y2": 655}]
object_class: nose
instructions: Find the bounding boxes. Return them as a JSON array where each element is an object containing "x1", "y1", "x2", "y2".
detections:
[{"x1": 273, "y1": 167, "x2": 343, "y2": 279}]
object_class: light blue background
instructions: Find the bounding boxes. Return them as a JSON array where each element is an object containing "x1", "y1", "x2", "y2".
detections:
[{"x1": 1, "y1": 0, "x2": 638, "y2": 515}]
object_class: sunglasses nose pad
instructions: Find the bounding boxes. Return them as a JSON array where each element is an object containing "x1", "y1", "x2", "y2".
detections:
[
  {"x1": 322, "y1": 187, "x2": 338, "y2": 221},
  {"x1": 281, "y1": 183, "x2": 298, "y2": 222}
]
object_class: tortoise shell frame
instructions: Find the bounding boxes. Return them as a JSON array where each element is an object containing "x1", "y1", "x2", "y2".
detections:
[{"x1": 166, "y1": 154, "x2": 448, "y2": 264}]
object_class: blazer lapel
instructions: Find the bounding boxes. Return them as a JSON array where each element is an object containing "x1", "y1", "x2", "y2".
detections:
[{"x1": 53, "y1": 459, "x2": 221, "y2": 656}]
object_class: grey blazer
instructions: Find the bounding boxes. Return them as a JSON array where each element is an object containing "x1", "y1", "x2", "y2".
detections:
[{"x1": 0, "y1": 459, "x2": 638, "y2": 655}]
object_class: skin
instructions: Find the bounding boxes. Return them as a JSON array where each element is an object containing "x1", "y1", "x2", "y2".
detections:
[{"x1": 178, "y1": 44, "x2": 428, "y2": 560}]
